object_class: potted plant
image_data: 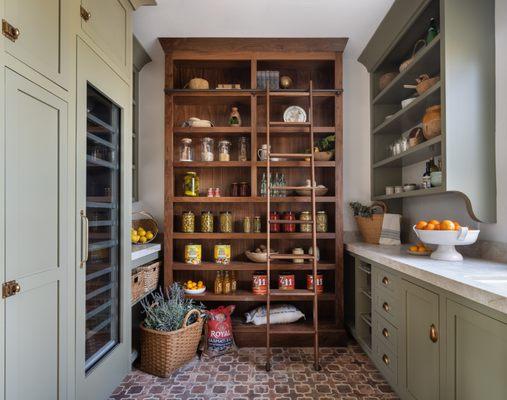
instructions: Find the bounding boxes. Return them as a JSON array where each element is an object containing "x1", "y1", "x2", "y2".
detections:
[{"x1": 139, "y1": 283, "x2": 205, "y2": 377}]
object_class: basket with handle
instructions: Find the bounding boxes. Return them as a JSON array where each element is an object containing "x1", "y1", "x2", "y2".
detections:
[
  {"x1": 354, "y1": 202, "x2": 387, "y2": 244},
  {"x1": 140, "y1": 309, "x2": 204, "y2": 377},
  {"x1": 131, "y1": 268, "x2": 145, "y2": 304},
  {"x1": 132, "y1": 211, "x2": 159, "y2": 244},
  {"x1": 399, "y1": 39, "x2": 426, "y2": 72}
]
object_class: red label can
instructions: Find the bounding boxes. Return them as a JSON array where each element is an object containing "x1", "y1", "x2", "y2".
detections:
[
  {"x1": 252, "y1": 272, "x2": 268, "y2": 295},
  {"x1": 306, "y1": 273, "x2": 324, "y2": 293},
  {"x1": 278, "y1": 273, "x2": 295, "y2": 290},
  {"x1": 269, "y1": 211, "x2": 280, "y2": 232}
]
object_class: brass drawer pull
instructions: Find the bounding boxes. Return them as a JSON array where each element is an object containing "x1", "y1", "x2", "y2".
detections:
[
  {"x1": 382, "y1": 354, "x2": 390, "y2": 365},
  {"x1": 382, "y1": 328, "x2": 390, "y2": 338},
  {"x1": 382, "y1": 276, "x2": 389, "y2": 285},
  {"x1": 80, "y1": 6, "x2": 91, "y2": 21},
  {"x1": 2, "y1": 19, "x2": 20, "y2": 42},
  {"x1": 429, "y1": 324, "x2": 438, "y2": 343},
  {"x1": 382, "y1": 302, "x2": 390, "y2": 312}
]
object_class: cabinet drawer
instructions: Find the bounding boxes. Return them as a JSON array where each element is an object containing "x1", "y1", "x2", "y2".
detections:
[
  {"x1": 374, "y1": 289, "x2": 399, "y2": 326},
  {"x1": 375, "y1": 342, "x2": 398, "y2": 385},
  {"x1": 373, "y1": 312, "x2": 398, "y2": 353},
  {"x1": 373, "y1": 264, "x2": 400, "y2": 298}
]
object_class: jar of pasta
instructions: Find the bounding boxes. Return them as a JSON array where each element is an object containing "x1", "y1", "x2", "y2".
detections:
[
  {"x1": 200, "y1": 211, "x2": 214, "y2": 233},
  {"x1": 219, "y1": 211, "x2": 233, "y2": 233},
  {"x1": 182, "y1": 211, "x2": 195, "y2": 233}
]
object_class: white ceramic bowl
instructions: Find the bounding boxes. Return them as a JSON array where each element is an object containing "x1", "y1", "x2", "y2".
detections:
[
  {"x1": 184, "y1": 286, "x2": 206, "y2": 295},
  {"x1": 413, "y1": 226, "x2": 480, "y2": 261},
  {"x1": 245, "y1": 250, "x2": 277, "y2": 263}
]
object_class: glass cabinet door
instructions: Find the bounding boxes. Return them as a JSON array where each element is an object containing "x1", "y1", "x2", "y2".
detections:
[{"x1": 85, "y1": 85, "x2": 121, "y2": 371}]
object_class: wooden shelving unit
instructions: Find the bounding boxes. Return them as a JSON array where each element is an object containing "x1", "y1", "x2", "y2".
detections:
[{"x1": 161, "y1": 38, "x2": 346, "y2": 348}]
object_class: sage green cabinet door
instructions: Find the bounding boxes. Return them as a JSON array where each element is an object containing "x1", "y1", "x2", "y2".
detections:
[
  {"x1": 3, "y1": 0, "x2": 66, "y2": 87},
  {"x1": 4, "y1": 69, "x2": 68, "y2": 400},
  {"x1": 401, "y1": 280, "x2": 440, "y2": 400},
  {"x1": 446, "y1": 300, "x2": 507, "y2": 400}
]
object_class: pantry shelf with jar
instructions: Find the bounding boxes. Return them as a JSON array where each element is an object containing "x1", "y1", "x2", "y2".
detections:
[{"x1": 162, "y1": 38, "x2": 346, "y2": 346}]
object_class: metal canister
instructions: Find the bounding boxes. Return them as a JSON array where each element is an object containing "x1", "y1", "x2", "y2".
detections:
[
  {"x1": 278, "y1": 272, "x2": 295, "y2": 290},
  {"x1": 252, "y1": 272, "x2": 268, "y2": 295},
  {"x1": 184, "y1": 243, "x2": 202, "y2": 264},
  {"x1": 214, "y1": 244, "x2": 231, "y2": 265},
  {"x1": 307, "y1": 273, "x2": 324, "y2": 294},
  {"x1": 182, "y1": 211, "x2": 195, "y2": 233}
]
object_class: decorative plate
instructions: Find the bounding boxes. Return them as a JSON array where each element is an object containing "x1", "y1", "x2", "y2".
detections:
[{"x1": 283, "y1": 106, "x2": 307, "y2": 123}]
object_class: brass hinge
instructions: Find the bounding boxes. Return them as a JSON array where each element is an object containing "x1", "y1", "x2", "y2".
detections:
[
  {"x1": 2, "y1": 280, "x2": 21, "y2": 299},
  {"x1": 2, "y1": 19, "x2": 20, "y2": 42},
  {"x1": 80, "y1": 6, "x2": 91, "y2": 22}
]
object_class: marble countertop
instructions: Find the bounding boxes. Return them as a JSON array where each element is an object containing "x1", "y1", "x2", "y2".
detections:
[
  {"x1": 346, "y1": 242, "x2": 507, "y2": 315},
  {"x1": 131, "y1": 242, "x2": 162, "y2": 261}
]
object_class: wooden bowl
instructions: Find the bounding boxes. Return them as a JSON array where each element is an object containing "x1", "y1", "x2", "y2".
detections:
[
  {"x1": 313, "y1": 151, "x2": 334, "y2": 161},
  {"x1": 296, "y1": 187, "x2": 328, "y2": 197},
  {"x1": 245, "y1": 251, "x2": 277, "y2": 263}
]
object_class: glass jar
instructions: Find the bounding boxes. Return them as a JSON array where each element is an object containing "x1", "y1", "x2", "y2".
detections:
[
  {"x1": 179, "y1": 138, "x2": 194, "y2": 161},
  {"x1": 243, "y1": 216, "x2": 251, "y2": 233},
  {"x1": 219, "y1": 211, "x2": 233, "y2": 233},
  {"x1": 200, "y1": 211, "x2": 214, "y2": 233},
  {"x1": 238, "y1": 136, "x2": 248, "y2": 162},
  {"x1": 282, "y1": 211, "x2": 296, "y2": 232},
  {"x1": 239, "y1": 182, "x2": 250, "y2": 197},
  {"x1": 223, "y1": 271, "x2": 232, "y2": 294},
  {"x1": 253, "y1": 216, "x2": 262, "y2": 233},
  {"x1": 214, "y1": 271, "x2": 223, "y2": 294},
  {"x1": 292, "y1": 247, "x2": 305, "y2": 264},
  {"x1": 300, "y1": 211, "x2": 312, "y2": 233},
  {"x1": 201, "y1": 137, "x2": 214, "y2": 162},
  {"x1": 269, "y1": 211, "x2": 280, "y2": 233},
  {"x1": 309, "y1": 245, "x2": 320, "y2": 261},
  {"x1": 231, "y1": 182, "x2": 239, "y2": 197},
  {"x1": 182, "y1": 211, "x2": 195, "y2": 233},
  {"x1": 316, "y1": 211, "x2": 328, "y2": 233},
  {"x1": 184, "y1": 171, "x2": 199, "y2": 197},
  {"x1": 218, "y1": 140, "x2": 231, "y2": 161}
]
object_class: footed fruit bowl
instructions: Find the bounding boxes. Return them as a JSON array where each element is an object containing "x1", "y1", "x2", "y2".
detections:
[{"x1": 413, "y1": 226, "x2": 480, "y2": 261}]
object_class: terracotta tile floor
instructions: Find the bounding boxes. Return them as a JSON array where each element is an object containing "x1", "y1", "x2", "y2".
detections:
[{"x1": 110, "y1": 344, "x2": 399, "y2": 400}]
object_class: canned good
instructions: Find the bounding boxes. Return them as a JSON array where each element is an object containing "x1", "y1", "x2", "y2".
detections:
[
  {"x1": 200, "y1": 211, "x2": 214, "y2": 233},
  {"x1": 282, "y1": 211, "x2": 296, "y2": 232},
  {"x1": 299, "y1": 211, "x2": 312, "y2": 232},
  {"x1": 184, "y1": 243, "x2": 201, "y2": 264},
  {"x1": 269, "y1": 211, "x2": 280, "y2": 232},
  {"x1": 182, "y1": 211, "x2": 195, "y2": 233},
  {"x1": 316, "y1": 211, "x2": 328, "y2": 233},
  {"x1": 278, "y1": 272, "x2": 295, "y2": 290},
  {"x1": 252, "y1": 272, "x2": 268, "y2": 295},
  {"x1": 219, "y1": 211, "x2": 233, "y2": 233},
  {"x1": 307, "y1": 273, "x2": 324, "y2": 294},
  {"x1": 214, "y1": 244, "x2": 231, "y2": 265}
]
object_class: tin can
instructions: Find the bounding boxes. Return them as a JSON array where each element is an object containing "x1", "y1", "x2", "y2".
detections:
[
  {"x1": 214, "y1": 244, "x2": 231, "y2": 265},
  {"x1": 269, "y1": 211, "x2": 280, "y2": 232},
  {"x1": 184, "y1": 243, "x2": 201, "y2": 264},
  {"x1": 306, "y1": 273, "x2": 324, "y2": 294},
  {"x1": 282, "y1": 211, "x2": 296, "y2": 232},
  {"x1": 278, "y1": 272, "x2": 295, "y2": 290},
  {"x1": 252, "y1": 272, "x2": 268, "y2": 295}
]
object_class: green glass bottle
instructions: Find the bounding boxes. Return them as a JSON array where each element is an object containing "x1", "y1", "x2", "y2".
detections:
[{"x1": 426, "y1": 18, "x2": 439, "y2": 44}]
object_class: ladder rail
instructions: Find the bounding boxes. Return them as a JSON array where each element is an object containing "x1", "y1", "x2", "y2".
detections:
[{"x1": 266, "y1": 85, "x2": 271, "y2": 371}]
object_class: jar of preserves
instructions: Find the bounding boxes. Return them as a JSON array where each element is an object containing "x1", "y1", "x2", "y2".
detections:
[
  {"x1": 307, "y1": 273, "x2": 324, "y2": 294},
  {"x1": 182, "y1": 211, "x2": 195, "y2": 233},
  {"x1": 231, "y1": 182, "x2": 239, "y2": 197},
  {"x1": 316, "y1": 211, "x2": 328, "y2": 232},
  {"x1": 282, "y1": 211, "x2": 296, "y2": 232},
  {"x1": 218, "y1": 140, "x2": 231, "y2": 161},
  {"x1": 243, "y1": 216, "x2": 251, "y2": 233},
  {"x1": 300, "y1": 211, "x2": 312, "y2": 232},
  {"x1": 292, "y1": 247, "x2": 305, "y2": 264},
  {"x1": 219, "y1": 211, "x2": 233, "y2": 233},
  {"x1": 239, "y1": 182, "x2": 250, "y2": 197},
  {"x1": 231, "y1": 271, "x2": 237, "y2": 293},
  {"x1": 179, "y1": 138, "x2": 194, "y2": 161},
  {"x1": 214, "y1": 244, "x2": 231, "y2": 265},
  {"x1": 269, "y1": 211, "x2": 280, "y2": 233},
  {"x1": 184, "y1": 171, "x2": 199, "y2": 197},
  {"x1": 253, "y1": 216, "x2": 262, "y2": 233},
  {"x1": 252, "y1": 272, "x2": 268, "y2": 295},
  {"x1": 201, "y1": 137, "x2": 214, "y2": 161},
  {"x1": 278, "y1": 272, "x2": 295, "y2": 290},
  {"x1": 184, "y1": 243, "x2": 201, "y2": 264},
  {"x1": 200, "y1": 211, "x2": 214, "y2": 233}
]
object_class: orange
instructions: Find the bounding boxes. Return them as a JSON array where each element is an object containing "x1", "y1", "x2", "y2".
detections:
[
  {"x1": 417, "y1": 246, "x2": 427, "y2": 253},
  {"x1": 409, "y1": 245, "x2": 418, "y2": 252},
  {"x1": 453, "y1": 221, "x2": 461, "y2": 230},
  {"x1": 434, "y1": 224, "x2": 441, "y2": 230},
  {"x1": 415, "y1": 220, "x2": 428, "y2": 230},
  {"x1": 440, "y1": 220, "x2": 455, "y2": 231},
  {"x1": 428, "y1": 219, "x2": 440, "y2": 226},
  {"x1": 425, "y1": 223, "x2": 436, "y2": 230}
]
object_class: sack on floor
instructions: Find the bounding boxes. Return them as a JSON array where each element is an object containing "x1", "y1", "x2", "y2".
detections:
[
  {"x1": 203, "y1": 305, "x2": 237, "y2": 357},
  {"x1": 245, "y1": 304, "x2": 305, "y2": 326}
]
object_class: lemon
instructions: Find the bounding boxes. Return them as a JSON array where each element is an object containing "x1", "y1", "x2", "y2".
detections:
[
  {"x1": 139, "y1": 236, "x2": 147, "y2": 244},
  {"x1": 146, "y1": 231, "x2": 154, "y2": 240},
  {"x1": 131, "y1": 235, "x2": 140, "y2": 244}
]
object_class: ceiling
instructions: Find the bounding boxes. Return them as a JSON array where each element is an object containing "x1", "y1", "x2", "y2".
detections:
[{"x1": 133, "y1": 0, "x2": 394, "y2": 59}]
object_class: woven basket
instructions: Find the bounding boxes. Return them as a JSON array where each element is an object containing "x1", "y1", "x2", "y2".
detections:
[
  {"x1": 354, "y1": 202, "x2": 387, "y2": 244},
  {"x1": 140, "y1": 309, "x2": 204, "y2": 377},
  {"x1": 132, "y1": 211, "x2": 159, "y2": 244},
  {"x1": 140, "y1": 261, "x2": 161, "y2": 293},
  {"x1": 131, "y1": 268, "x2": 145, "y2": 304}
]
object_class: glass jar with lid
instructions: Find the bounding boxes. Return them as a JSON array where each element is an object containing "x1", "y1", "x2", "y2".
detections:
[
  {"x1": 179, "y1": 138, "x2": 194, "y2": 162},
  {"x1": 238, "y1": 136, "x2": 248, "y2": 162},
  {"x1": 218, "y1": 140, "x2": 231, "y2": 161},
  {"x1": 201, "y1": 137, "x2": 214, "y2": 162},
  {"x1": 219, "y1": 211, "x2": 233, "y2": 233},
  {"x1": 182, "y1": 211, "x2": 195, "y2": 233},
  {"x1": 299, "y1": 211, "x2": 312, "y2": 233},
  {"x1": 184, "y1": 171, "x2": 199, "y2": 197},
  {"x1": 200, "y1": 211, "x2": 214, "y2": 233},
  {"x1": 316, "y1": 211, "x2": 328, "y2": 232}
]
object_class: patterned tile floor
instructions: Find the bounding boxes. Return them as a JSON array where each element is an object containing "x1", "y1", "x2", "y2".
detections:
[{"x1": 110, "y1": 344, "x2": 399, "y2": 400}]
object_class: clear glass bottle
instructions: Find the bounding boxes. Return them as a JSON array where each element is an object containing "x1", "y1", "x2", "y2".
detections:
[
  {"x1": 218, "y1": 140, "x2": 231, "y2": 161},
  {"x1": 179, "y1": 138, "x2": 194, "y2": 161},
  {"x1": 316, "y1": 211, "x2": 328, "y2": 233},
  {"x1": 238, "y1": 136, "x2": 248, "y2": 162},
  {"x1": 201, "y1": 137, "x2": 214, "y2": 162},
  {"x1": 260, "y1": 173, "x2": 267, "y2": 197},
  {"x1": 223, "y1": 271, "x2": 232, "y2": 294},
  {"x1": 214, "y1": 271, "x2": 223, "y2": 294},
  {"x1": 200, "y1": 211, "x2": 214, "y2": 233},
  {"x1": 231, "y1": 271, "x2": 237, "y2": 293},
  {"x1": 219, "y1": 211, "x2": 233, "y2": 233},
  {"x1": 253, "y1": 216, "x2": 262, "y2": 233},
  {"x1": 243, "y1": 216, "x2": 251, "y2": 233},
  {"x1": 182, "y1": 211, "x2": 195, "y2": 233}
]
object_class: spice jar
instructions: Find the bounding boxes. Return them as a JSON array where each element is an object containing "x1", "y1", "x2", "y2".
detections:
[
  {"x1": 238, "y1": 136, "x2": 248, "y2": 162},
  {"x1": 269, "y1": 211, "x2": 280, "y2": 232},
  {"x1": 219, "y1": 211, "x2": 233, "y2": 233},
  {"x1": 292, "y1": 247, "x2": 305, "y2": 264},
  {"x1": 231, "y1": 182, "x2": 239, "y2": 197},
  {"x1": 252, "y1": 271, "x2": 268, "y2": 295},
  {"x1": 239, "y1": 182, "x2": 250, "y2": 197},
  {"x1": 300, "y1": 211, "x2": 312, "y2": 232},
  {"x1": 201, "y1": 137, "x2": 214, "y2": 161},
  {"x1": 307, "y1": 273, "x2": 324, "y2": 294},
  {"x1": 243, "y1": 216, "x2": 251, "y2": 233},
  {"x1": 182, "y1": 211, "x2": 195, "y2": 233},
  {"x1": 184, "y1": 171, "x2": 199, "y2": 197},
  {"x1": 316, "y1": 211, "x2": 328, "y2": 233},
  {"x1": 214, "y1": 244, "x2": 231, "y2": 265},
  {"x1": 200, "y1": 211, "x2": 214, "y2": 233},
  {"x1": 218, "y1": 140, "x2": 231, "y2": 161},
  {"x1": 282, "y1": 211, "x2": 296, "y2": 232},
  {"x1": 184, "y1": 243, "x2": 201, "y2": 264},
  {"x1": 278, "y1": 272, "x2": 295, "y2": 290},
  {"x1": 179, "y1": 138, "x2": 193, "y2": 161},
  {"x1": 253, "y1": 216, "x2": 262, "y2": 233}
]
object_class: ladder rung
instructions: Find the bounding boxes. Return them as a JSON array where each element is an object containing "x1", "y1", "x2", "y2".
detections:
[
  {"x1": 268, "y1": 92, "x2": 310, "y2": 98},
  {"x1": 269, "y1": 220, "x2": 314, "y2": 224},
  {"x1": 269, "y1": 328, "x2": 315, "y2": 335},
  {"x1": 269, "y1": 254, "x2": 316, "y2": 260},
  {"x1": 269, "y1": 121, "x2": 311, "y2": 127},
  {"x1": 269, "y1": 186, "x2": 318, "y2": 191},
  {"x1": 269, "y1": 153, "x2": 312, "y2": 159}
]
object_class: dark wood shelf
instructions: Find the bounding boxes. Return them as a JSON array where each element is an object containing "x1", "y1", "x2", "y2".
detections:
[
  {"x1": 172, "y1": 261, "x2": 336, "y2": 271},
  {"x1": 173, "y1": 161, "x2": 252, "y2": 168},
  {"x1": 232, "y1": 319, "x2": 339, "y2": 334},
  {"x1": 185, "y1": 289, "x2": 335, "y2": 302},
  {"x1": 173, "y1": 126, "x2": 251, "y2": 136},
  {"x1": 171, "y1": 196, "x2": 336, "y2": 203},
  {"x1": 172, "y1": 232, "x2": 336, "y2": 239},
  {"x1": 257, "y1": 161, "x2": 335, "y2": 168}
]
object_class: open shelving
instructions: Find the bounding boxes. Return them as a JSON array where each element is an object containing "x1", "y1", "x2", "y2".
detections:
[{"x1": 162, "y1": 38, "x2": 345, "y2": 348}]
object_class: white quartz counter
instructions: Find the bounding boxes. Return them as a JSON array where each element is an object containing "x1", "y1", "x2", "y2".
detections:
[
  {"x1": 131, "y1": 242, "x2": 162, "y2": 261},
  {"x1": 346, "y1": 242, "x2": 507, "y2": 315}
]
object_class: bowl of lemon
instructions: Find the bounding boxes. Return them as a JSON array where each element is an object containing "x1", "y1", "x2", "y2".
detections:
[
  {"x1": 183, "y1": 280, "x2": 206, "y2": 294},
  {"x1": 131, "y1": 211, "x2": 158, "y2": 245}
]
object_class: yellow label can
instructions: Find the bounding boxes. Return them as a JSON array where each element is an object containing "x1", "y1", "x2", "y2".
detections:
[
  {"x1": 184, "y1": 243, "x2": 202, "y2": 264},
  {"x1": 214, "y1": 244, "x2": 231, "y2": 265}
]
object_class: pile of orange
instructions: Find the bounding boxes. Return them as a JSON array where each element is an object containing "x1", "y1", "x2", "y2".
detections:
[
  {"x1": 409, "y1": 243, "x2": 430, "y2": 253},
  {"x1": 415, "y1": 219, "x2": 461, "y2": 231}
]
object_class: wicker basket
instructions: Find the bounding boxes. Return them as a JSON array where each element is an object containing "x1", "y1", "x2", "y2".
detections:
[
  {"x1": 140, "y1": 309, "x2": 204, "y2": 377},
  {"x1": 131, "y1": 268, "x2": 145, "y2": 304},
  {"x1": 132, "y1": 211, "x2": 159, "y2": 244},
  {"x1": 140, "y1": 261, "x2": 161, "y2": 293},
  {"x1": 354, "y1": 202, "x2": 387, "y2": 244}
]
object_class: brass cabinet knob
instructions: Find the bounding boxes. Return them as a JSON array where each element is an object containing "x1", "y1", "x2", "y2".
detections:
[
  {"x1": 382, "y1": 328, "x2": 390, "y2": 338},
  {"x1": 2, "y1": 19, "x2": 20, "y2": 42},
  {"x1": 14, "y1": 283, "x2": 20, "y2": 293},
  {"x1": 382, "y1": 354, "x2": 390, "y2": 365},
  {"x1": 382, "y1": 276, "x2": 389, "y2": 285},
  {"x1": 429, "y1": 324, "x2": 438, "y2": 343},
  {"x1": 382, "y1": 302, "x2": 390, "y2": 312},
  {"x1": 80, "y1": 6, "x2": 91, "y2": 21}
]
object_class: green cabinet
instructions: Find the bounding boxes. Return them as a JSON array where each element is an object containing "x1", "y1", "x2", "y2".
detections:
[{"x1": 446, "y1": 300, "x2": 507, "y2": 400}]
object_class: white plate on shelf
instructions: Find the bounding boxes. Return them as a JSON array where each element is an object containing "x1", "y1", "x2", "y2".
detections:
[
  {"x1": 413, "y1": 226, "x2": 480, "y2": 261},
  {"x1": 184, "y1": 286, "x2": 206, "y2": 295},
  {"x1": 283, "y1": 106, "x2": 307, "y2": 123}
]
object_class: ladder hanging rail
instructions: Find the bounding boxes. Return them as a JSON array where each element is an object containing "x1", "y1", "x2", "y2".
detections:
[{"x1": 265, "y1": 85, "x2": 272, "y2": 372}]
